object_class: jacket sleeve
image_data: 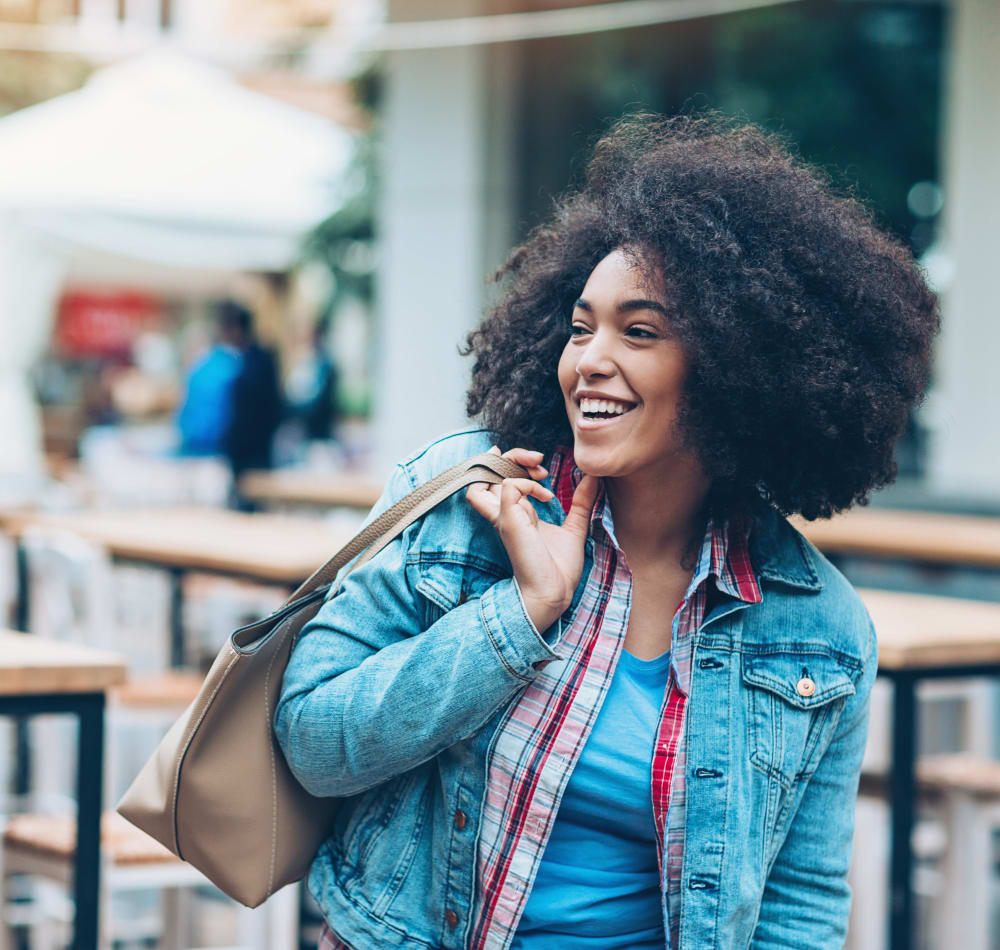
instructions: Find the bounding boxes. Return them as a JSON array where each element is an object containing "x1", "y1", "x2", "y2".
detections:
[
  {"x1": 274, "y1": 462, "x2": 565, "y2": 798},
  {"x1": 750, "y1": 618, "x2": 878, "y2": 949}
]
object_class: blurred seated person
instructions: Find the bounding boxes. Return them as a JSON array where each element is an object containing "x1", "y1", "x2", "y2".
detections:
[
  {"x1": 285, "y1": 317, "x2": 340, "y2": 442},
  {"x1": 177, "y1": 300, "x2": 283, "y2": 501}
]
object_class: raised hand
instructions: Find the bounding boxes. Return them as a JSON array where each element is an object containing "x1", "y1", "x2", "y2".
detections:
[{"x1": 465, "y1": 446, "x2": 599, "y2": 633}]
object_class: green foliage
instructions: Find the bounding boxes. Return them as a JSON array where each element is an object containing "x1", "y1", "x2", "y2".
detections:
[
  {"x1": 515, "y1": 2, "x2": 943, "y2": 256},
  {"x1": 301, "y1": 132, "x2": 376, "y2": 311}
]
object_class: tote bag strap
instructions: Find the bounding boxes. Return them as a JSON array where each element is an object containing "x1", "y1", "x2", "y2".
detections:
[{"x1": 284, "y1": 452, "x2": 530, "y2": 604}]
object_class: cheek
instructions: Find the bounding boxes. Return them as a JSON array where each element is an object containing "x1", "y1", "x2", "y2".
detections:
[{"x1": 557, "y1": 344, "x2": 576, "y2": 397}]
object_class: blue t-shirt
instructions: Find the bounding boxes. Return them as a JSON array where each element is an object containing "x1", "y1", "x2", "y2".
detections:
[{"x1": 511, "y1": 648, "x2": 671, "y2": 949}]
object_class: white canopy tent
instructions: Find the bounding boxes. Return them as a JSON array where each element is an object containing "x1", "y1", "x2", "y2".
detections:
[{"x1": 0, "y1": 48, "x2": 353, "y2": 484}]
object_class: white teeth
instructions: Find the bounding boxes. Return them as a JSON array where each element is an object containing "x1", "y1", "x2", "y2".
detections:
[{"x1": 580, "y1": 397, "x2": 632, "y2": 415}]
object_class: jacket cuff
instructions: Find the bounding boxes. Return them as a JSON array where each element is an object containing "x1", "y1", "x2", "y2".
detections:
[{"x1": 479, "y1": 577, "x2": 563, "y2": 679}]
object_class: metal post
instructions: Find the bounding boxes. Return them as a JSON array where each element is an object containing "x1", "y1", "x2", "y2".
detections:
[
  {"x1": 169, "y1": 567, "x2": 185, "y2": 668},
  {"x1": 13, "y1": 541, "x2": 30, "y2": 797},
  {"x1": 14, "y1": 540, "x2": 28, "y2": 631},
  {"x1": 889, "y1": 672, "x2": 917, "y2": 950},
  {"x1": 73, "y1": 692, "x2": 105, "y2": 950}
]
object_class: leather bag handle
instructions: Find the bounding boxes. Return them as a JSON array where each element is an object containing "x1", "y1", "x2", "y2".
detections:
[{"x1": 284, "y1": 452, "x2": 531, "y2": 605}]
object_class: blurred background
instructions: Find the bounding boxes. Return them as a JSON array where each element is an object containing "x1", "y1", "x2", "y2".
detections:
[{"x1": 0, "y1": 0, "x2": 997, "y2": 948}]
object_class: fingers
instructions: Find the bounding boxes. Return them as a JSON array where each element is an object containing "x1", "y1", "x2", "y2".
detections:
[
  {"x1": 467, "y1": 445, "x2": 551, "y2": 527},
  {"x1": 499, "y1": 477, "x2": 553, "y2": 514},
  {"x1": 490, "y1": 445, "x2": 548, "y2": 481},
  {"x1": 561, "y1": 474, "x2": 599, "y2": 539},
  {"x1": 465, "y1": 482, "x2": 500, "y2": 523},
  {"x1": 465, "y1": 475, "x2": 553, "y2": 527}
]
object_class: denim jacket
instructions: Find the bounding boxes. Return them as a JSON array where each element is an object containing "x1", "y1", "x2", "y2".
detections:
[{"x1": 275, "y1": 428, "x2": 877, "y2": 950}]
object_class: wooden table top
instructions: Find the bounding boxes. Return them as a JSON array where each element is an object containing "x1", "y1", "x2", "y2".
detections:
[
  {"x1": 0, "y1": 508, "x2": 356, "y2": 584},
  {"x1": 861, "y1": 588, "x2": 1000, "y2": 671},
  {"x1": 0, "y1": 631, "x2": 126, "y2": 695},
  {"x1": 794, "y1": 507, "x2": 1000, "y2": 569},
  {"x1": 238, "y1": 470, "x2": 383, "y2": 511}
]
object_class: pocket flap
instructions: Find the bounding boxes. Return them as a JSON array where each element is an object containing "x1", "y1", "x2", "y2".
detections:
[
  {"x1": 742, "y1": 650, "x2": 858, "y2": 710},
  {"x1": 412, "y1": 556, "x2": 506, "y2": 613}
]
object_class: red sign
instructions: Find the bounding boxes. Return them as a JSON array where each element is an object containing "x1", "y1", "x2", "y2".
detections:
[{"x1": 55, "y1": 290, "x2": 160, "y2": 358}]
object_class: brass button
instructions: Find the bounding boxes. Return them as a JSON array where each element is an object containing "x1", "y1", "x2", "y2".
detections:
[
  {"x1": 796, "y1": 677, "x2": 816, "y2": 698},
  {"x1": 454, "y1": 809, "x2": 467, "y2": 830},
  {"x1": 445, "y1": 909, "x2": 459, "y2": 928}
]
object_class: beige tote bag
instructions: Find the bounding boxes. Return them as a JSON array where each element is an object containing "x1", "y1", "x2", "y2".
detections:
[{"x1": 117, "y1": 452, "x2": 529, "y2": 907}]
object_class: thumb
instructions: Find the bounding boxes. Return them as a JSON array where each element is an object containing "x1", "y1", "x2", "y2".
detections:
[{"x1": 561, "y1": 474, "x2": 599, "y2": 540}]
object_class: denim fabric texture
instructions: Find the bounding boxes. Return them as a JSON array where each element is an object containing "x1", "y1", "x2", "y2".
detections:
[{"x1": 275, "y1": 428, "x2": 877, "y2": 950}]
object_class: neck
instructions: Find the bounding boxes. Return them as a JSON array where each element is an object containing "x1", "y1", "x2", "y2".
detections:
[{"x1": 604, "y1": 456, "x2": 710, "y2": 570}]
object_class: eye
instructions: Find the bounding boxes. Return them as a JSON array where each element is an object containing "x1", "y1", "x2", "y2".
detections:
[
  {"x1": 568, "y1": 322, "x2": 592, "y2": 337},
  {"x1": 625, "y1": 325, "x2": 657, "y2": 339}
]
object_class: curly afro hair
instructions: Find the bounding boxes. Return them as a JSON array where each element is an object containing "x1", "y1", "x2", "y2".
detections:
[{"x1": 463, "y1": 112, "x2": 940, "y2": 521}]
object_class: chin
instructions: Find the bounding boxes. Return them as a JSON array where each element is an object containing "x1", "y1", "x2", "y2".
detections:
[{"x1": 570, "y1": 445, "x2": 622, "y2": 479}]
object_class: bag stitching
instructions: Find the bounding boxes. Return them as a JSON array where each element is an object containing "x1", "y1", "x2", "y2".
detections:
[
  {"x1": 264, "y1": 615, "x2": 293, "y2": 897},
  {"x1": 171, "y1": 649, "x2": 240, "y2": 858}
]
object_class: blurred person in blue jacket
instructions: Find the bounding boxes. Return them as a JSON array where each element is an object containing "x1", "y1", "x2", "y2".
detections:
[
  {"x1": 176, "y1": 314, "x2": 242, "y2": 456},
  {"x1": 177, "y1": 300, "x2": 283, "y2": 494}
]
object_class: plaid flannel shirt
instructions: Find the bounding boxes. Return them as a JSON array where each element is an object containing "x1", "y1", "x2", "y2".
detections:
[{"x1": 320, "y1": 448, "x2": 760, "y2": 950}]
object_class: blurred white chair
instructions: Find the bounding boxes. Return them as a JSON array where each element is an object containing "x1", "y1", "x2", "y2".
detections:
[
  {"x1": 181, "y1": 575, "x2": 285, "y2": 668},
  {"x1": 0, "y1": 811, "x2": 299, "y2": 950},
  {"x1": 921, "y1": 755, "x2": 1000, "y2": 950},
  {"x1": 10, "y1": 529, "x2": 299, "y2": 948},
  {"x1": 847, "y1": 677, "x2": 999, "y2": 950},
  {"x1": 20, "y1": 528, "x2": 173, "y2": 811},
  {"x1": 79, "y1": 426, "x2": 231, "y2": 509}
]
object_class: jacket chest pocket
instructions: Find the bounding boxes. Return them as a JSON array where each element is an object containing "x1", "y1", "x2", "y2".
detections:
[
  {"x1": 409, "y1": 554, "x2": 509, "y2": 628},
  {"x1": 742, "y1": 648, "x2": 860, "y2": 790}
]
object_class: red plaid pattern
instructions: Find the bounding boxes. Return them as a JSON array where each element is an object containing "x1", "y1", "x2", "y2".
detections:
[{"x1": 317, "y1": 919, "x2": 351, "y2": 949}]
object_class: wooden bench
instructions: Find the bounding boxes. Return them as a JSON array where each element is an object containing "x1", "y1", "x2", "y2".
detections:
[
  {"x1": 110, "y1": 670, "x2": 204, "y2": 709},
  {"x1": 860, "y1": 752, "x2": 1000, "y2": 802},
  {"x1": 4, "y1": 811, "x2": 179, "y2": 867}
]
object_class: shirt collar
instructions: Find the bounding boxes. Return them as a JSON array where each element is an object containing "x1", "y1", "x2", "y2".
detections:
[{"x1": 548, "y1": 446, "x2": 761, "y2": 605}]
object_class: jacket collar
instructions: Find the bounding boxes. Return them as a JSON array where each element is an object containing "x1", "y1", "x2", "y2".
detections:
[
  {"x1": 546, "y1": 446, "x2": 823, "y2": 593},
  {"x1": 749, "y1": 506, "x2": 823, "y2": 592}
]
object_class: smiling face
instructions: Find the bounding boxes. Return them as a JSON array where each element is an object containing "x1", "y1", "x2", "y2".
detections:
[{"x1": 557, "y1": 246, "x2": 697, "y2": 483}]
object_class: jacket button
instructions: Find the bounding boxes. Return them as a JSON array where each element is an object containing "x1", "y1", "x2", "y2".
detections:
[
  {"x1": 454, "y1": 809, "x2": 467, "y2": 830},
  {"x1": 445, "y1": 909, "x2": 459, "y2": 928},
  {"x1": 796, "y1": 676, "x2": 816, "y2": 697}
]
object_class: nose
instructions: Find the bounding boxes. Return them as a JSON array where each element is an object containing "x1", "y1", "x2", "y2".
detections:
[{"x1": 575, "y1": 327, "x2": 617, "y2": 380}]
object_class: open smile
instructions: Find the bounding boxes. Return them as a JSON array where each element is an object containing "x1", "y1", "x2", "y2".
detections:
[{"x1": 575, "y1": 396, "x2": 638, "y2": 430}]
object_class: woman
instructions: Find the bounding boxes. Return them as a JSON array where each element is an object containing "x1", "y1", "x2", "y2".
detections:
[{"x1": 276, "y1": 113, "x2": 939, "y2": 949}]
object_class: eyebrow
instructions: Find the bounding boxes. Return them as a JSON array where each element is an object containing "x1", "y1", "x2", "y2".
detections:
[{"x1": 573, "y1": 297, "x2": 670, "y2": 318}]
